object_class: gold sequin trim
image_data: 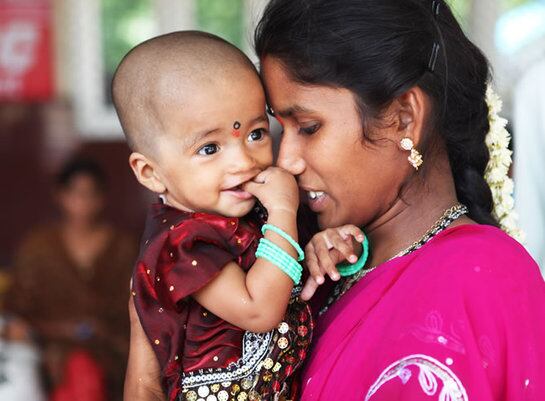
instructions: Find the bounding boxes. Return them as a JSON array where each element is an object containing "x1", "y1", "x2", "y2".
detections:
[
  {"x1": 237, "y1": 391, "x2": 247, "y2": 401},
  {"x1": 185, "y1": 390, "x2": 197, "y2": 401},
  {"x1": 277, "y1": 337, "x2": 289, "y2": 349},
  {"x1": 210, "y1": 384, "x2": 220, "y2": 393},
  {"x1": 263, "y1": 358, "x2": 274, "y2": 370},
  {"x1": 278, "y1": 322, "x2": 289, "y2": 334}
]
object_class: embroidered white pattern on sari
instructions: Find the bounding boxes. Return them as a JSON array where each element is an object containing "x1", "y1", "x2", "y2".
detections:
[{"x1": 365, "y1": 354, "x2": 468, "y2": 401}]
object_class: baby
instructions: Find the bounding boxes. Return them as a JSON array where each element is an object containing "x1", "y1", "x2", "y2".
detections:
[{"x1": 112, "y1": 31, "x2": 364, "y2": 401}]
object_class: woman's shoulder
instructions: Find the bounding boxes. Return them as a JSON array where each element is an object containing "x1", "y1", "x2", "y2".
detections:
[
  {"x1": 426, "y1": 224, "x2": 535, "y2": 268},
  {"x1": 16, "y1": 223, "x2": 61, "y2": 249},
  {"x1": 413, "y1": 224, "x2": 543, "y2": 295}
]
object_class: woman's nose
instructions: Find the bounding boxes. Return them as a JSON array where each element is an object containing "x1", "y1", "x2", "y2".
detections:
[{"x1": 277, "y1": 133, "x2": 305, "y2": 175}]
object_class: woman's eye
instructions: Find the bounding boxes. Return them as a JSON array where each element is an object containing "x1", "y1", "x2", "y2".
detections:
[
  {"x1": 248, "y1": 128, "x2": 267, "y2": 142},
  {"x1": 299, "y1": 123, "x2": 320, "y2": 135},
  {"x1": 197, "y1": 143, "x2": 219, "y2": 155}
]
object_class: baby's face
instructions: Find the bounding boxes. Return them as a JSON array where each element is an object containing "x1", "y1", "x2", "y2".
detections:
[{"x1": 154, "y1": 72, "x2": 273, "y2": 217}]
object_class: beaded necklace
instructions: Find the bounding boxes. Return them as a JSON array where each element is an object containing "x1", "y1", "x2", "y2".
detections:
[{"x1": 319, "y1": 204, "x2": 469, "y2": 316}]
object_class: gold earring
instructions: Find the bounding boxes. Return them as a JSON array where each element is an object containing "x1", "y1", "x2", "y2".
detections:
[{"x1": 400, "y1": 138, "x2": 423, "y2": 170}]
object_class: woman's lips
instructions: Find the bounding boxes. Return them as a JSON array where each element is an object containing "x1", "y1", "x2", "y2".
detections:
[{"x1": 307, "y1": 190, "x2": 329, "y2": 212}]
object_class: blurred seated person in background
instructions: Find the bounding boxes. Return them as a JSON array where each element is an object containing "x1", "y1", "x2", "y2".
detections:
[
  {"x1": 5, "y1": 157, "x2": 137, "y2": 401},
  {"x1": 0, "y1": 270, "x2": 45, "y2": 401}
]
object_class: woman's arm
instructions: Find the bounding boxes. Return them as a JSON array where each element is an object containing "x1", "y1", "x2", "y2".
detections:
[{"x1": 124, "y1": 297, "x2": 165, "y2": 401}]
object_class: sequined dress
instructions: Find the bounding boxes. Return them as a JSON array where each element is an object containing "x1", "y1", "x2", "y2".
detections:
[{"x1": 131, "y1": 203, "x2": 313, "y2": 401}]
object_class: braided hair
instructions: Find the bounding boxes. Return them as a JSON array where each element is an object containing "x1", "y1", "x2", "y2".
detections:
[{"x1": 255, "y1": 0, "x2": 497, "y2": 226}]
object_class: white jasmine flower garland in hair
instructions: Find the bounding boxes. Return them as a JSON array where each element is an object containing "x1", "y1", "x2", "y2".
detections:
[{"x1": 484, "y1": 85, "x2": 525, "y2": 242}]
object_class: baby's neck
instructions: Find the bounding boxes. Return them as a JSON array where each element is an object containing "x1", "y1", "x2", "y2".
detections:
[{"x1": 160, "y1": 194, "x2": 194, "y2": 213}]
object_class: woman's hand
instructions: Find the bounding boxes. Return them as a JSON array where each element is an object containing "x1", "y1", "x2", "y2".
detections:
[
  {"x1": 300, "y1": 225, "x2": 364, "y2": 301},
  {"x1": 124, "y1": 297, "x2": 165, "y2": 401}
]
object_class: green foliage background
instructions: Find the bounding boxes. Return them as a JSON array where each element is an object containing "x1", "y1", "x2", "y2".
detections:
[
  {"x1": 99, "y1": 0, "x2": 535, "y2": 100},
  {"x1": 101, "y1": 0, "x2": 244, "y2": 78},
  {"x1": 196, "y1": 0, "x2": 244, "y2": 49}
]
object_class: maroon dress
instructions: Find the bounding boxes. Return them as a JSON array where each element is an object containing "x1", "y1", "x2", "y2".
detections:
[{"x1": 131, "y1": 202, "x2": 313, "y2": 401}]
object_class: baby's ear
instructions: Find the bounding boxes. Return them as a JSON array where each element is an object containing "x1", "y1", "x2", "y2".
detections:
[{"x1": 128, "y1": 152, "x2": 166, "y2": 194}]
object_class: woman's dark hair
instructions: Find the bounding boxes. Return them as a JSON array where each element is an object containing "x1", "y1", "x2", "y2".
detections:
[
  {"x1": 56, "y1": 157, "x2": 107, "y2": 191},
  {"x1": 255, "y1": 0, "x2": 497, "y2": 226}
]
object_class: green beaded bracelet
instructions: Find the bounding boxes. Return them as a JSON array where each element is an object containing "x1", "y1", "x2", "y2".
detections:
[
  {"x1": 336, "y1": 235, "x2": 370, "y2": 277},
  {"x1": 261, "y1": 224, "x2": 305, "y2": 261},
  {"x1": 256, "y1": 238, "x2": 302, "y2": 284}
]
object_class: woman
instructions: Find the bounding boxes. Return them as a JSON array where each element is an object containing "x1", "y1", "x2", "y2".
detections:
[
  {"x1": 125, "y1": 0, "x2": 545, "y2": 399},
  {"x1": 7, "y1": 158, "x2": 136, "y2": 401},
  {"x1": 255, "y1": 0, "x2": 545, "y2": 399}
]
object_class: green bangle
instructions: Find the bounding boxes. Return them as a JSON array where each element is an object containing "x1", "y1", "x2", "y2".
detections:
[
  {"x1": 337, "y1": 235, "x2": 370, "y2": 277},
  {"x1": 255, "y1": 249, "x2": 302, "y2": 284},
  {"x1": 261, "y1": 224, "x2": 305, "y2": 261},
  {"x1": 258, "y1": 238, "x2": 303, "y2": 278},
  {"x1": 256, "y1": 238, "x2": 302, "y2": 284}
]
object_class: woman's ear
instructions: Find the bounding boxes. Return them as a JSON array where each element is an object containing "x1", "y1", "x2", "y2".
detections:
[
  {"x1": 128, "y1": 152, "x2": 167, "y2": 194},
  {"x1": 393, "y1": 86, "x2": 429, "y2": 147}
]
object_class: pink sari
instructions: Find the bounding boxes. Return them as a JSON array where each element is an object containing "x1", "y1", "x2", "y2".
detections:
[{"x1": 301, "y1": 225, "x2": 545, "y2": 400}]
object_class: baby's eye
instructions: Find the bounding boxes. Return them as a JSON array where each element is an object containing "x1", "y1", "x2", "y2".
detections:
[
  {"x1": 248, "y1": 128, "x2": 267, "y2": 142},
  {"x1": 197, "y1": 143, "x2": 219, "y2": 155}
]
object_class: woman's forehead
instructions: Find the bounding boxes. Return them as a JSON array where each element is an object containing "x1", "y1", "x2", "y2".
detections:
[{"x1": 261, "y1": 57, "x2": 357, "y2": 116}]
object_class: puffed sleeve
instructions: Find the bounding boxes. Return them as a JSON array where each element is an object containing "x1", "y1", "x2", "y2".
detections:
[{"x1": 148, "y1": 215, "x2": 257, "y2": 310}]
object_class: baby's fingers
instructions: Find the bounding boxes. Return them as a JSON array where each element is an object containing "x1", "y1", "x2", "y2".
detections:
[
  {"x1": 300, "y1": 276, "x2": 321, "y2": 301},
  {"x1": 328, "y1": 229, "x2": 358, "y2": 264},
  {"x1": 338, "y1": 225, "x2": 365, "y2": 243},
  {"x1": 314, "y1": 236, "x2": 340, "y2": 281},
  {"x1": 305, "y1": 242, "x2": 325, "y2": 285}
]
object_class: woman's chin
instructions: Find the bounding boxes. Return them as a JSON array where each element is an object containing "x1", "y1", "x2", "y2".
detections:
[
  {"x1": 317, "y1": 208, "x2": 359, "y2": 230},
  {"x1": 316, "y1": 210, "x2": 338, "y2": 229}
]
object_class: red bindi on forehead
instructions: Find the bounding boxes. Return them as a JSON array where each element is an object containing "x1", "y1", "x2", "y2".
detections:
[{"x1": 232, "y1": 121, "x2": 241, "y2": 137}]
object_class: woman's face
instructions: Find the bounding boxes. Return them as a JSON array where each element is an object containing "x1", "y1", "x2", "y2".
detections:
[
  {"x1": 261, "y1": 57, "x2": 409, "y2": 229},
  {"x1": 58, "y1": 173, "x2": 105, "y2": 224}
]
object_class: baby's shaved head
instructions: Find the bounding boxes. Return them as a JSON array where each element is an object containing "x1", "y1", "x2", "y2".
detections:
[{"x1": 112, "y1": 31, "x2": 258, "y2": 154}]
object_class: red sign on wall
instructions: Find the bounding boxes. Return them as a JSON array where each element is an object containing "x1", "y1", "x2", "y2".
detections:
[{"x1": 0, "y1": 0, "x2": 53, "y2": 101}]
